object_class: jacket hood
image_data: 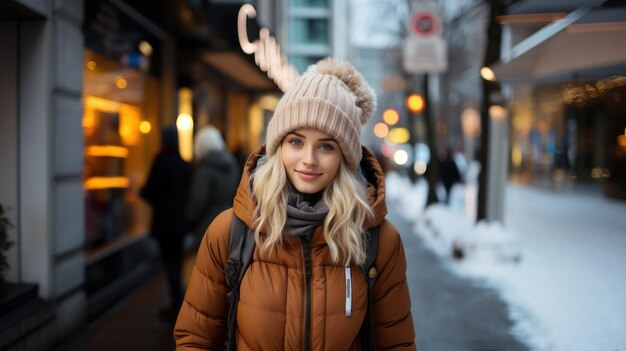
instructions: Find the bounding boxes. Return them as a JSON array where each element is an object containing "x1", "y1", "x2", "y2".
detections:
[
  {"x1": 232, "y1": 145, "x2": 388, "y2": 231},
  {"x1": 198, "y1": 150, "x2": 237, "y2": 172}
]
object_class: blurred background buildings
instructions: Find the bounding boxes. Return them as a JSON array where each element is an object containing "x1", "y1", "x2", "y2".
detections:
[{"x1": 0, "y1": 0, "x2": 625, "y2": 349}]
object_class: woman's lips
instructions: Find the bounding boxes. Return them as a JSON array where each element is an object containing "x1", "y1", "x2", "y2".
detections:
[{"x1": 296, "y1": 170, "x2": 322, "y2": 181}]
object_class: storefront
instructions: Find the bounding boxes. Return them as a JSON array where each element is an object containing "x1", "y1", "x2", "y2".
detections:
[
  {"x1": 81, "y1": 0, "x2": 176, "y2": 317},
  {"x1": 493, "y1": 3, "x2": 626, "y2": 200},
  {"x1": 506, "y1": 77, "x2": 626, "y2": 199},
  {"x1": 177, "y1": 2, "x2": 298, "y2": 160},
  {"x1": 80, "y1": 0, "x2": 297, "y2": 317}
]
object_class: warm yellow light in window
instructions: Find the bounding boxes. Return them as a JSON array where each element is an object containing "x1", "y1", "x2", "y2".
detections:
[
  {"x1": 177, "y1": 114, "x2": 194, "y2": 161},
  {"x1": 119, "y1": 104, "x2": 141, "y2": 145},
  {"x1": 85, "y1": 96, "x2": 120, "y2": 112},
  {"x1": 388, "y1": 128, "x2": 410, "y2": 144},
  {"x1": 86, "y1": 60, "x2": 97, "y2": 70},
  {"x1": 393, "y1": 150, "x2": 408, "y2": 165},
  {"x1": 373, "y1": 123, "x2": 389, "y2": 138},
  {"x1": 83, "y1": 108, "x2": 95, "y2": 129},
  {"x1": 116, "y1": 77, "x2": 127, "y2": 89},
  {"x1": 84, "y1": 177, "x2": 130, "y2": 190},
  {"x1": 512, "y1": 145, "x2": 522, "y2": 167},
  {"x1": 178, "y1": 88, "x2": 193, "y2": 116},
  {"x1": 177, "y1": 87, "x2": 194, "y2": 162},
  {"x1": 259, "y1": 95, "x2": 280, "y2": 111},
  {"x1": 481, "y1": 67, "x2": 496, "y2": 81},
  {"x1": 139, "y1": 40, "x2": 153, "y2": 56},
  {"x1": 249, "y1": 104, "x2": 264, "y2": 147},
  {"x1": 176, "y1": 113, "x2": 193, "y2": 131},
  {"x1": 139, "y1": 121, "x2": 151, "y2": 134},
  {"x1": 85, "y1": 145, "x2": 129, "y2": 158},
  {"x1": 382, "y1": 109, "x2": 399, "y2": 125}
]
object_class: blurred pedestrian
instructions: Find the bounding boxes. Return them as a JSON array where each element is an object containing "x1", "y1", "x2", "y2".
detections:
[
  {"x1": 140, "y1": 125, "x2": 191, "y2": 321},
  {"x1": 186, "y1": 126, "x2": 240, "y2": 248},
  {"x1": 174, "y1": 58, "x2": 416, "y2": 350},
  {"x1": 439, "y1": 148, "x2": 461, "y2": 204}
]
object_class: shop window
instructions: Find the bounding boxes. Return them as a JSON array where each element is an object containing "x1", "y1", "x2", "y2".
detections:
[
  {"x1": 289, "y1": 18, "x2": 329, "y2": 45},
  {"x1": 292, "y1": 0, "x2": 328, "y2": 8},
  {"x1": 83, "y1": 49, "x2": 160, "y2": 256}
]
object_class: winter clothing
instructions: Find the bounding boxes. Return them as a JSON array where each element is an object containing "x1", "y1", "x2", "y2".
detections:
[
  {"x1": 140, "y1": 125, "x2": 192, "y2": 310},
  {"x1": 194, "y1": 126, "x2": 226, "y2": 159},
  {"x1": 266, "y1": 58, "x2": 377, "y2": 171},
  {"x1": 439, "y1": 150, "x2": 461, "y2": 204},
  {"x1": 140, "y1": 126, "x2": 192, "y2": 244},
  {"x1": 174, "y1": 145, "x2": 416, "y2": 350},
  {"x1": 186, "y1": 149, "x2": 240, "y2": 242}
]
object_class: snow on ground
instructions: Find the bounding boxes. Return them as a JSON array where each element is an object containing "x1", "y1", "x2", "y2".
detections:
[{"x1": 386, "y1": 171, "x2": 626, "y2": 351}]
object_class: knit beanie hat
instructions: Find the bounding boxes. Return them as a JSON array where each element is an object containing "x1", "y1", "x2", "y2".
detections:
[{"x1": 266, "y1": 57, "x2": 377, "y2": 171}]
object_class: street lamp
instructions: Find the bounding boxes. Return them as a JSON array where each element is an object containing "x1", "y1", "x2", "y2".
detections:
[
  {"x1": 406, "y1": 93, "x2": 424, "y2": 114},
  {"x1": 405, "y1": 93, "x2": 424, "y2": 183}
]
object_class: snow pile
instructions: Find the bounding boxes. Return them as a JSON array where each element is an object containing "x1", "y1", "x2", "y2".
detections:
[
  {"x1": 452, "y1": 220, "x2": 522, "y2": 263},
  {"x1": 414, "y1": 204, "x2": 522, "y2": 264},
  {"x1": 386, "y1": 171, "x2": 626, "y2": 351},
  {"x1": 414, "y1": 204, "x2": 472, "y2": 257},
  {"x1": 385, "y1": 172, "x2": 427, "y2": 220}
]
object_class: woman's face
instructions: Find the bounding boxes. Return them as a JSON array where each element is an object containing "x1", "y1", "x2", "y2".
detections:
[{"x1": 280, "y1": 128, "x2": 342, "y2": 194}]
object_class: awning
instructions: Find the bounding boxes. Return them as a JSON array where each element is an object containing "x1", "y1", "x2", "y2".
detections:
[
  {"x1": 492, "y1": 5, "x2": 626, "y2": 83},
  {"x1": 178, "y1": 2, "x2": 289, "y2": 92},
  {"x1": 202, "y1": 51, "x2": 275, "y2": 90}
]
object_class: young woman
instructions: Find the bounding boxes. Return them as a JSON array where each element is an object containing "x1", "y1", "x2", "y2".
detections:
[{"x1": 174, "y1": 58, "x2": 416, "y2": 350}]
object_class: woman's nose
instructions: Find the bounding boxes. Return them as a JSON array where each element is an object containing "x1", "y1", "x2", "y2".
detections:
[{"x1": 302, "y1": 147, "x2": 318, "y2": 166}]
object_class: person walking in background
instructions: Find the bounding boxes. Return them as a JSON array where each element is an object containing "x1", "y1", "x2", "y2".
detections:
[
  {"x1": 186, "y1": 126, "x2": 240, "y2": 248},
  {"x1": 439, "y1": 148, "x2": 461, "y2": 204},
  {"x1": 140, "y1": 125, "x2": 192, "y2": 321},
  {"x1": 174, "y1": 58, "x2": 416, "y2": 350}
]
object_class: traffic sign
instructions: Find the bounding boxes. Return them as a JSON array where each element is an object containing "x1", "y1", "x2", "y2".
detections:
[{"x1": 408, "y1": 10, "x2": 441, "y2": 37}]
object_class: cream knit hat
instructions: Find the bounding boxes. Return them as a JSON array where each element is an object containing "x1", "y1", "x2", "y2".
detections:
[{"x1": 266, "y1": 57, "x2": 376, "y2": 171}]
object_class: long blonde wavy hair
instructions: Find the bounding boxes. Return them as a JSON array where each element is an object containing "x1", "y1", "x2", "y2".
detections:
[{"x1": 250, "y1": 144, "x2": 373, "y2": 265}]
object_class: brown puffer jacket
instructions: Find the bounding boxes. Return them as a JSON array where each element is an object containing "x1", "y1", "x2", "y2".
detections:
[{"x1": 174, "y1": 146, "x2": 416, "y2": 350}]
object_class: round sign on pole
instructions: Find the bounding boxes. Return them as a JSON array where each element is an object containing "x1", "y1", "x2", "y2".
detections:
[{"x1": 408, "y1": 10, "x2": 441, "y2": 37}]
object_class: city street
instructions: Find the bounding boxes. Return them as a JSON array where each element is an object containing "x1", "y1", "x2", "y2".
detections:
[
  {"x1": 3, "y1": 1, "x2": 626, "y2": 350},
  {"x1": 57, "y1": 201, "x2": 531, "y2": 351}
]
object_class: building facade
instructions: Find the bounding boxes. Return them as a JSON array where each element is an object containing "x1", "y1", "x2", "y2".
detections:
[
  {"x1": 1, "y1": 0, "x2": 88, "y2": 348},
  {"x1": 0, "y1": 0, "x2": 293, "y2": 348},
  {"x1": 280, "y1": 0, "x2": 348, "y2": 73}
]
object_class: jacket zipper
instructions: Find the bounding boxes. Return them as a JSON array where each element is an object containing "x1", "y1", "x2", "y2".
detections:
[{"x1": 301, "y1": 234, "x2": 312, "y2": 351}]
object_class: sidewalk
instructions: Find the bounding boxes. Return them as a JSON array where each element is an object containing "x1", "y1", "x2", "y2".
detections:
[
  {"x1": 388, "y1": 203, "x2": 531, "y2": 351},
  {"x1": 56, "y1": 273, "x2": 175, "y2": 351}
]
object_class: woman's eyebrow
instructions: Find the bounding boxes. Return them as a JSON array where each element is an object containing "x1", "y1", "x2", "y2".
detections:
[
  {"x1": 288, "y1": 131, "x2": 305, "y2": 138},
  {"x1": 287, "y1": 132, "x2": 336, "y2": 143}
]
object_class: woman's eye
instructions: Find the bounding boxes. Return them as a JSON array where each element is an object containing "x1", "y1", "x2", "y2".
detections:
[
  {"x1": 288, "y1": 138, "x2": 303, "y2": 146},
  {"x1": 319, "y1": 143, "x2": 334, "y2": 151}
]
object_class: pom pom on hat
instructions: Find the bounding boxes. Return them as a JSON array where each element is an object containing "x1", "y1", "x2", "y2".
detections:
[
  {"x1": 266, "y1": 57, "x2": 377, "y2": 171},
  {"x1": 308, "y1": 58, "x2": 376, "y2": 125}
]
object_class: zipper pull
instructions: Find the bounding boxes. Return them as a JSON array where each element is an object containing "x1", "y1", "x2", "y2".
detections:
[{"x1": 345, "y1": 266, "x2": 352, "y2": 317}]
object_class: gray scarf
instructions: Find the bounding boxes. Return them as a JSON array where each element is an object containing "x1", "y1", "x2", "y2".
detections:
[{"x1": 285, "y1": 187, "x2": 329, "y2": 237}]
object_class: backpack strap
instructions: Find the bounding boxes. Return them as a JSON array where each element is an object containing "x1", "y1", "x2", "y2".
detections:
[
  {"x1": 224, "y1": 215, "x2": 256, "y2": 351},
  {"x1": 359, "y1": 226, "x2": 379, "y2": 351}
]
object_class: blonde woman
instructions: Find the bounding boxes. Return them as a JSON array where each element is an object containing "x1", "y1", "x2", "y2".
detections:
[{"x1": 174, "y1": 58, "x2": 416, "y2": 350}]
